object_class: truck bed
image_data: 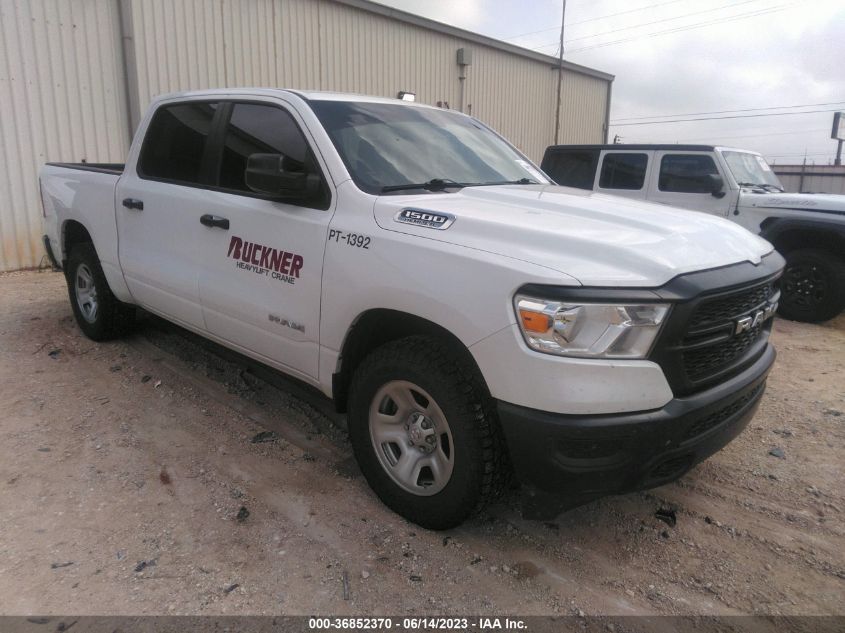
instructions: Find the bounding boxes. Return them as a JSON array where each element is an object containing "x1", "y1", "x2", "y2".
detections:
[{"x1": 45, "y1": 162, "x2": 124, "y2": 175}]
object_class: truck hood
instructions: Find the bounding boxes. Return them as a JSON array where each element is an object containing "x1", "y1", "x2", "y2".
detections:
[
  {"x1": 373, "y1": 185, "x2": 773, "y2": 287},
  {"x1": 739, "y1": 191, "x2": 845, "y2": 214}
]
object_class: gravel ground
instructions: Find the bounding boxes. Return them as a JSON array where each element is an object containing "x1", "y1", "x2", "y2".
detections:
[{"x1": 0, "y1": 270, "x2": 843, "y2": 618}]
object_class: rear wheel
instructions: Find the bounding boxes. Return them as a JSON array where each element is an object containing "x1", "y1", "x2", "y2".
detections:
[
  {"x1": 66, "y1": 243, "x2": 135, "y2": 340},
  {"x1": 348, "y1": 336, "x2": 505, "y2": 529},
  {"x1": 778, "y1": 248, "x2": 845, "y2": 323}
]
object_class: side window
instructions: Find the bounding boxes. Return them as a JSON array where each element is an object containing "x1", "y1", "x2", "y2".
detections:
[
  {"x1": 218, "y1": 103, "x2": 310, "y2": 193},
  {"x1": 659, "y1": 154, "x2": 719, "y2": 193},
  {"x1": 542, "y1": 150, "x2": 600, "y2": 189},
  {"x1": 599, "y1": 153, "x2": 648, "y2": 190},
  {"x1": 139, "y1": 103, "x2": 217, "y2": 184}
]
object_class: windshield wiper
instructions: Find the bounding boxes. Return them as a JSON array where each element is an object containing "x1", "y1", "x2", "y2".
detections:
[
  {"x1": 738, "y1": 181, "x2": 783, "y2": 192},
  {"x1": 381, "y1": 178, "x2": 466, "y2": 193},
  {"x1": 475, "y1": 178, "x2": 538, "y2": 186},
  {"x1": 381, "y1": 177, "x2": 539, "y2": 193}
]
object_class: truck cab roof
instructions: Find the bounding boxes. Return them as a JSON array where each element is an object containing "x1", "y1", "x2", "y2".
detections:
[
  {"x1": 150, "y1": 87, "x2": 444, "y2": 109},
  {"x1": 545, "y1": 144, "x2": 761, "y2": 155}
]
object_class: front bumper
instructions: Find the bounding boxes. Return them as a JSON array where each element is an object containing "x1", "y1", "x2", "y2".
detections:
[{"x1": 497, "y1": 342, "x2": 775, "y2": 519}]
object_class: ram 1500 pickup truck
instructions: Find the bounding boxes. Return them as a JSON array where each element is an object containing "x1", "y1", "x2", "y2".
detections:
[
  {"x1": 41, "y1": 90, "x2": 783, "y2": 529},
  {"x1": 541, "y1": 144, "x2": 845, "y2": 323}
]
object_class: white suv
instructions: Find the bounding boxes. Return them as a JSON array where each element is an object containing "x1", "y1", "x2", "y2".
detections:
[{"x1": 542, "y1": 144, "x2": 845, "y2": 322}]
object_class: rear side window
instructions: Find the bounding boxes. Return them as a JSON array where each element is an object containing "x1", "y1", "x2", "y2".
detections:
[
  {"x1": 599, "y1": 153, "x2": 648, "y2": 190},
  {"x1": 218, "y1": 103, "x2": 310, "y2": 192},
  {"x1": 139, "y1": 103, "x2": 217, "y2": 184},
  {"x1": 542, "y1": 149, "x2": 600, "y2": 189},
  {"x1": 659, "y1": 154, "x2": 719, "y2": 193}
]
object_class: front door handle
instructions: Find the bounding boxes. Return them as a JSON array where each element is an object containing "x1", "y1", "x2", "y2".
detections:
[
  {"x1": 200, "y1": 214, "x2": 230, "y2": 230},
  {"x1": 122, "y1": 198, "x2": 143, "y2": 210}
]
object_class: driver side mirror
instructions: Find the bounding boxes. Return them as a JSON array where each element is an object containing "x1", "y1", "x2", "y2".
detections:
[
  {"x1": 245, "y1": 153, "x2": 321, "y2": 199},
  {"x1": 707, "y1": 174, "x2": 726, "y2": 198}
]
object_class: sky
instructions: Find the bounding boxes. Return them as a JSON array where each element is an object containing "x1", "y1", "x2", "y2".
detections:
[{"x1": 377, "y1": 0, "x2": 845, "y2": 166}]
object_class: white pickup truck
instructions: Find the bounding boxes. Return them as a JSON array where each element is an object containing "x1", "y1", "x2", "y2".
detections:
[
  {"x1": 541, "y1": 144, "x2": 845, "y2": 322},
  {"x1": 41, "y1": 89, "x2": 783, "y2": 529}
]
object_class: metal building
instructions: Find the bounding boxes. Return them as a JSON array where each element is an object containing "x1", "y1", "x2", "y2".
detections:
[
  {"x1": 773, "y1": 164, "x2": 845, "y2": 195},
  {"x1": 0, "y1": 0, "x2": 613, "y2": 272}
]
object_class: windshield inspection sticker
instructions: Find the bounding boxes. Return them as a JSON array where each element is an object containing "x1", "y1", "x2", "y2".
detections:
[
  {"x1": 395, "y1": 209, "x2": 456, "y2": 230},
  {"x1": 755, "y1": 155, "x2": 772, "y2": 172}
]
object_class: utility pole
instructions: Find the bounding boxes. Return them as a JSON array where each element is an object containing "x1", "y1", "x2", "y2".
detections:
[
  {"x1": 799, "y1": 157, "x2": 806, "y2": 193},
  {"x1": 832, "y1": 112, "x2": 843, "y2": 166},
  {"x1": 553, "y1": 0, "x2": 567, "y2": 145}
]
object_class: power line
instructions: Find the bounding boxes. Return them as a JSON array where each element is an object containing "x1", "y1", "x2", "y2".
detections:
[
  {"x1": 611, "y1": 108, "x2": 839, "y2": 126},
  {"x1": 765, "y1": 151, "x2": 834, "y2": 157},
  {"x1": 532, "y1": 0, "x2": 778, "y2": 49},
  {"x1": 502, "y1": 0, "x2": 691, "y2": 41},
  {"x1": 626, "y1": 128, "x2": 830, "y2": 143},
  {"x1": 559, "y1": 2, "x2": 800, "y2": 54},
  {"x1": 612, "y1": 102, "x2": 845, "y2": 123},
  {"x1": 563, "y1": 0, "x2": 767, "y2": 46}
]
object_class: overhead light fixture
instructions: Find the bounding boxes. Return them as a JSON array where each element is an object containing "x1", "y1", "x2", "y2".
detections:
[{"x1": 397, "y1": 91, "x2": 416, "y2": 102}]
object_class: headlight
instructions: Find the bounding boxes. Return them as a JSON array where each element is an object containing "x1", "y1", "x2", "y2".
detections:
[{"x1": 514, "y1": 295, "x2": 670, "y2": 359}]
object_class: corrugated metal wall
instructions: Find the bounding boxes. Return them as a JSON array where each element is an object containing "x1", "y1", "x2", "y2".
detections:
[
  {"x1": 0, "y1": 0, "x2": 129, "y2": 271},
  {"x1": 129, "y1": 0, "x2": 610, "y2": 160},
  {"x1": 774, "y1": 166, "x2": 845, "y2": 194},
  {"x1": 0, "y1": 0, "x2": 610, "y2": 271}
]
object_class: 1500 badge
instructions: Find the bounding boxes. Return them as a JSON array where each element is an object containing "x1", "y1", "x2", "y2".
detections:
[{"x1": 395, "y1": 208, "x2": 456, "y2": 230}]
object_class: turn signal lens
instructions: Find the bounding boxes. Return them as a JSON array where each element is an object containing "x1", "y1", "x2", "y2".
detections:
[{"x1": 518, "y1": 308, "x2": 552, "y2": 333}]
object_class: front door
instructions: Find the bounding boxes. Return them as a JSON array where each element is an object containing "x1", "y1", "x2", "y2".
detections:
[
  {"x1": 196, "y1": 100, "x2": 334, "y2": 382},
  {"x1": 647, "y1": 151, "x2": 736, "y2": 216}
]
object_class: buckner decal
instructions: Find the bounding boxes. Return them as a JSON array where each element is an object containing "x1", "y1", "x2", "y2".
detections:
[{"x1": 227, "y1": 236, "x2": 303, "y2": 285}]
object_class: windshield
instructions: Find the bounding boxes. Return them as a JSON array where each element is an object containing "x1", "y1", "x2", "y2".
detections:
[
  {"x1": 721, "y1": 151, "x2": 783, "y2": 190},
  {"x1": 308, "y1": 100, "x2": 550, "y2": 194}
]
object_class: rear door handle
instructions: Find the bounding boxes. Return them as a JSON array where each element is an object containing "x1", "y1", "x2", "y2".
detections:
[
  {"x1": 122, "y1": 198, "x2": 143, "y2": 210},
  {"x1": 200, "y1": 214, "x2": 230, "y2": 230}
]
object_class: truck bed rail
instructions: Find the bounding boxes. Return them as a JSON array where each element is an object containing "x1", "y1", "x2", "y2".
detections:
[{"x1": 45, "y1": 162, "x2": 124, "y2": 175}]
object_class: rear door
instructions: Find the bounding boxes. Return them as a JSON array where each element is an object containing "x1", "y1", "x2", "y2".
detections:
[
  {"x1": 647, "y1": 151, "x2": 736, "y2": 216},
  {"x1": 541, "y1": 148, "x2": 600, "y2": 189},
  {"x1": 195, "y1": 99, "x2": 334, "y2": 381},
  {"x1": 116, "y1": 101, "x2": 223, "y2": 329}
]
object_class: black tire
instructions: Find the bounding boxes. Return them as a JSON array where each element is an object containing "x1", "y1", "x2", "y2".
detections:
[
  {"x1": 65, "y1": 243, "x2": 135, "y2": 340},
  {"x1": 777, "y1": 248, "x2": 845, "y2": 323},
  {"x1": 348, "y1": 335, "x2": 506, "y2": 530}
]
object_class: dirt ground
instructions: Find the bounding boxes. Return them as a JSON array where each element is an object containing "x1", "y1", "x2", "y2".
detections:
[{"x1": 0, "y1": 270, "x2": 843, "y2": 618}]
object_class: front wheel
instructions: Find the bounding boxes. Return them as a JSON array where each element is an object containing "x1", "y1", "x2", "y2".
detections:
[
  {"x1": 348, "y1": 336, "x2": 505, "y2": 529},
  {"x1": 777, "y1": 248, "x2": 845, "y2": 323}
]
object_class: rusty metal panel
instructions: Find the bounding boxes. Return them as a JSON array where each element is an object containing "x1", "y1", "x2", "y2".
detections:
[{"x1": 0, "y1": 0, "x2": 129, "y2": 271}]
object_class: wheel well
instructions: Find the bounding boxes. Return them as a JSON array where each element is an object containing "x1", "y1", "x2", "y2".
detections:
[
  {"x1": 62, "y1": 220, "x2": 93, "y2": 263},
  {"x1": 332, "y1": 309, "x2": 487, "y2": 413},
  {"x1": 766, "y1": 227, "x2": 845, "y2": 259}
]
